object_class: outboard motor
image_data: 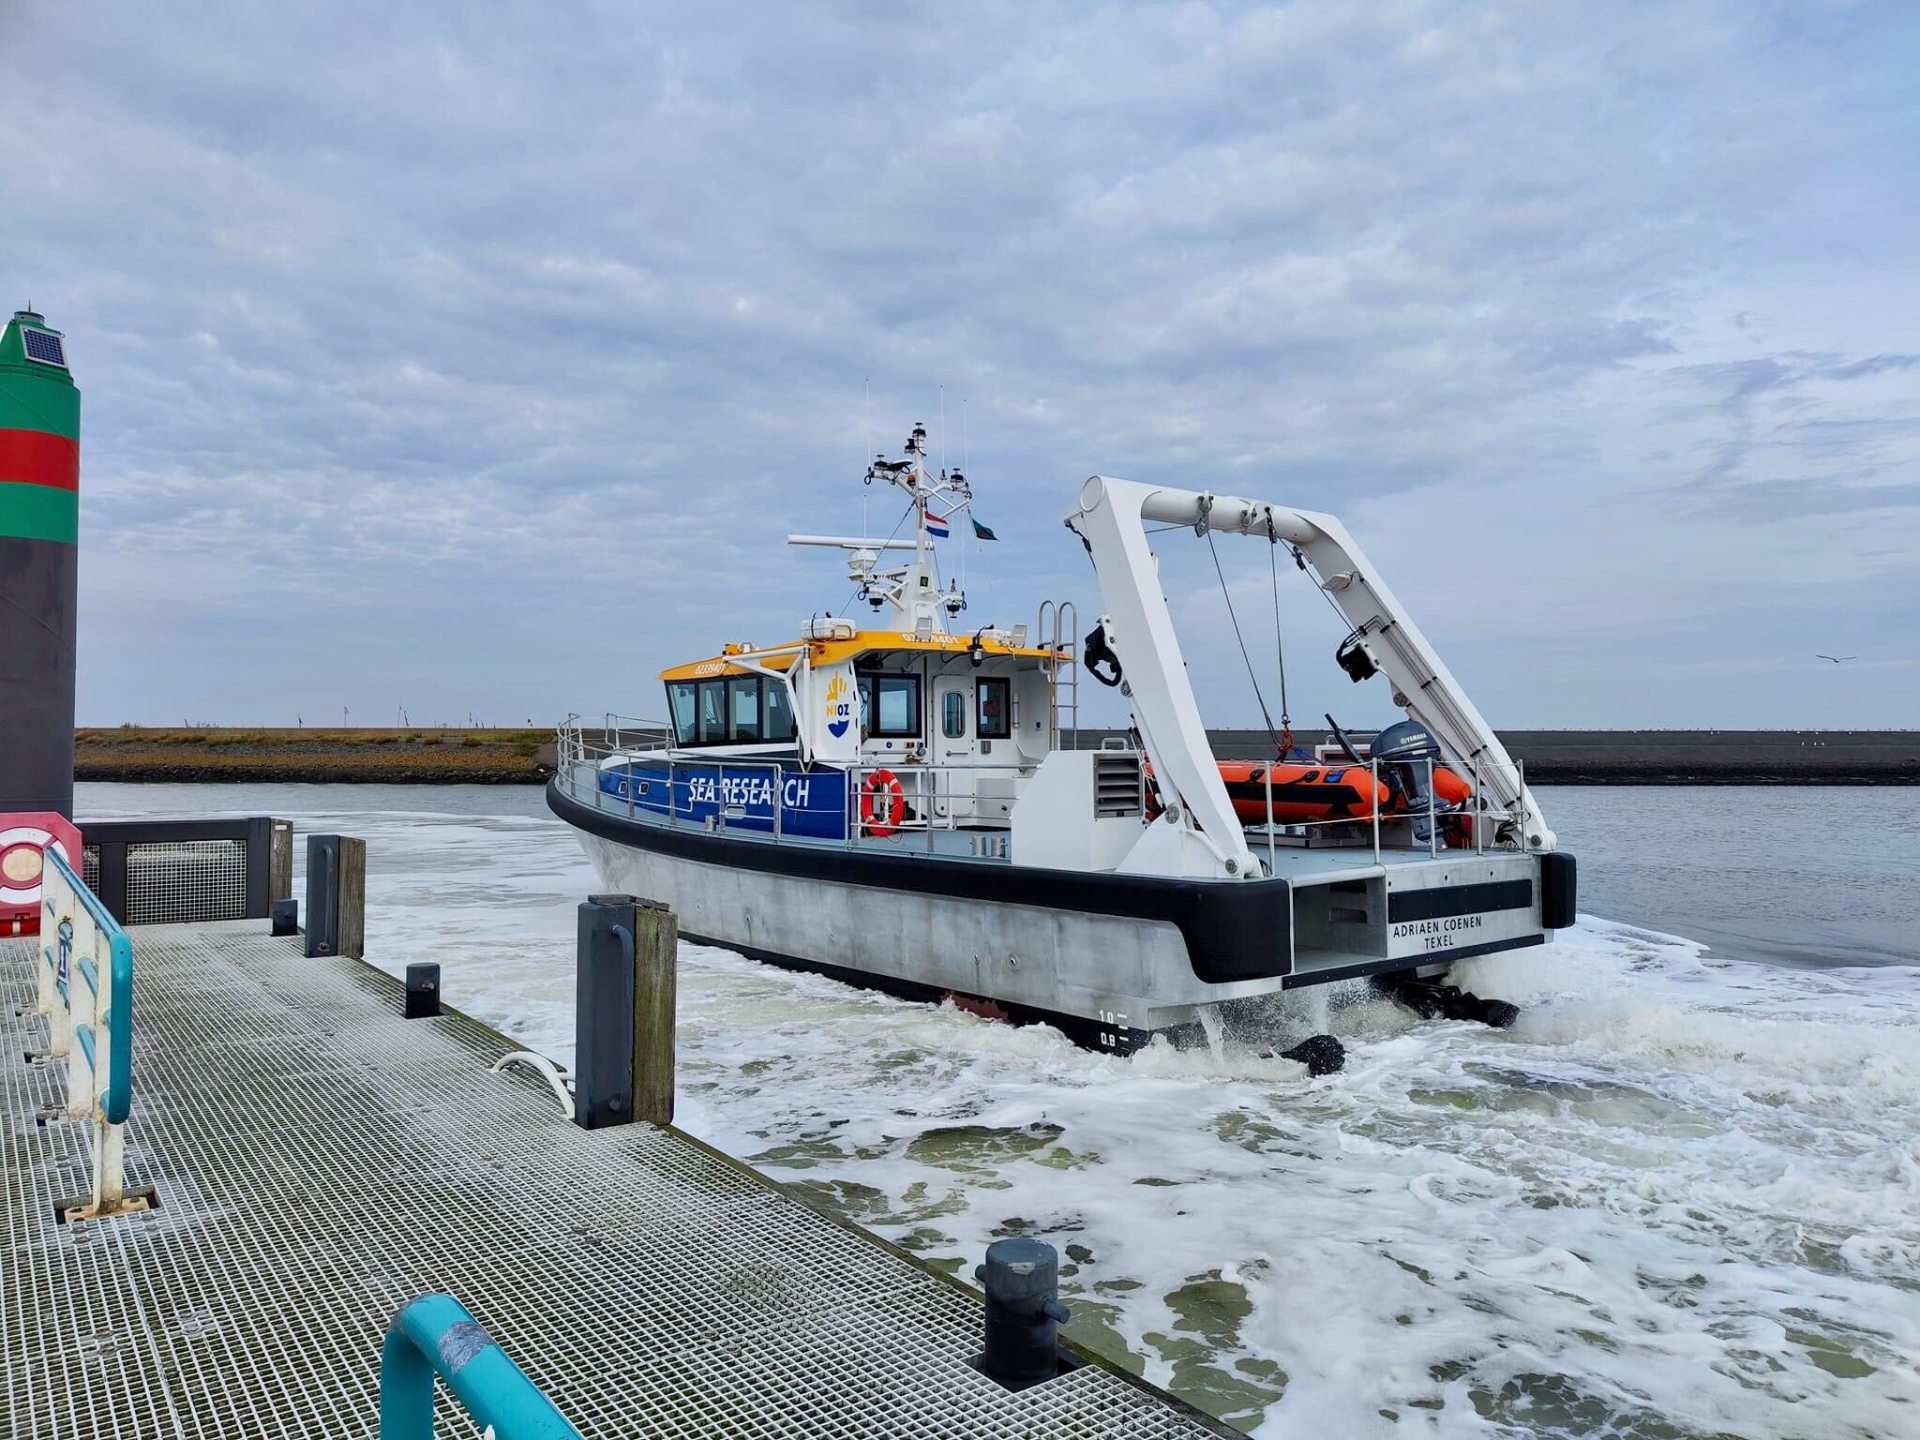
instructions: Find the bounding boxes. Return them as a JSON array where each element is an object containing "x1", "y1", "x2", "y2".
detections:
[{"x1": 1372, "y1": 719, "x2": 1446, "y2": 843}]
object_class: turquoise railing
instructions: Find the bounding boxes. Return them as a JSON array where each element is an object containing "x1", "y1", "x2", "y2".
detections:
[
  {"x1": 36, "y1": 845, "x2": 136, "y2": 1214},
  {"x1": 380, "y1": 1294, "x2": 582, "y2": 1440}
]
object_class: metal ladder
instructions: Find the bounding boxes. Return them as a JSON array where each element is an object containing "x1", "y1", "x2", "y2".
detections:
[{"x1": 1036, "y1": 600, "x2": 1079, "y2": 749}]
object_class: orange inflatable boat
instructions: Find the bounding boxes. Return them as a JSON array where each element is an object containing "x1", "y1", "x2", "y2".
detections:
[
  {"x1": 1219, "y1": 760, "x2": 1474, "y2": 825},
  {"x1": 1216, "y1": 761, "x2": 1390, "y2": 823},
  {"x1": 1147, "y1": 758, "x2": 1475, "y2": 826}
]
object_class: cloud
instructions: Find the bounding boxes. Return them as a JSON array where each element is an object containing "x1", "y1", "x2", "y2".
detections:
[{"x1": 1, "y1": 0, "x2": 1915, "y2": 726}]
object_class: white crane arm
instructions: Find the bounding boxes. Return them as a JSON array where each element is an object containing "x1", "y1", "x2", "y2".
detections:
[{"x1": 1067, "y1": 476, "x2": 1554, "y2": 856}]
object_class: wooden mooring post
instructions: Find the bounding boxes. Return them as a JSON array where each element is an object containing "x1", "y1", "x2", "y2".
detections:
[
  {"x1": 268, "y1": 818, "x2": 294, "y2": 903},
  {"x1": 575, "y1": 894, "x2": 677, "y2": 1129},
  {"x1": 303, "y1": 834, "x2": 366, "y2": 960}
]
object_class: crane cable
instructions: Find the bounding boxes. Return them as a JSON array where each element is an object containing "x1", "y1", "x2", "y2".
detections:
[
  {"x1": 1203, "y1": 525, "x2": 1285, "y2": 759},
  {"x1": 1267, "y1": 515, "x2": 1294, "y2": 758}
]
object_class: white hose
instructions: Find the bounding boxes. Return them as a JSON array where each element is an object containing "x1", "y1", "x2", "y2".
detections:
[{"x1": 488, "y1": 1051, "x2": 574, "y2": 1121}]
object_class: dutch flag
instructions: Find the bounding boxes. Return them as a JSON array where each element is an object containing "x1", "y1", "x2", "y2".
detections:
[{"x1": 925, "y1": 512, "x2": 950, "y2": 539}]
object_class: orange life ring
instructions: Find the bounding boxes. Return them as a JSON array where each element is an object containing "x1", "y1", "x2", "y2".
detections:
[{"x1": 860, "y1": 769, "x2": 906, "y2": 837}]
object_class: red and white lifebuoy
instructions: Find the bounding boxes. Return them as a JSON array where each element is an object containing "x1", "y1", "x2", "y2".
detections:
[
  {"x1": 859, "y1": 769, "x2": 906, "y2": 837},
  {"x1": 0, "y1": 813, "x2": 82, "y2": 936}
]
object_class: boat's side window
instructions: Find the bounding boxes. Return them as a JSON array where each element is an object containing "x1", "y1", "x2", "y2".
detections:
[
  {"x1": 667, "y1": 681, "x2": 698, "y2": 746},
  {"x1": 862, "y1": 674, "x2": 921, "y2": 738},
  {"x1": 728, "y1": 677, "x2": 761, "y2": 741},
  {"x1": 976, "y1": 677, "x2": 1012, "y2": 739},
  {"x1": 942, "y1": 689, "x2": 967, "y2": 739},
  {"x1": 697, "y1": 680, "x2": 728, "y2": 744},
  {"x1": 764, "y1": 680, "x2": 796, "y2": 742}
]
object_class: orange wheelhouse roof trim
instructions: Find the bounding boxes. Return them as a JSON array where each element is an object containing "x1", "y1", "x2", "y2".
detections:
[
  {"x1": 659, "y1": 648, "x2": 804, "y2": 682},
  {"x1": 658, "y1": 631, "x2": 1063, "y2": 682}
]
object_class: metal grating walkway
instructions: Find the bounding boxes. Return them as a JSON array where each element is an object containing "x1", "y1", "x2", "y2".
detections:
[{"x1": 2, "y1": 923, "x2": 1228, "y2": 1439}]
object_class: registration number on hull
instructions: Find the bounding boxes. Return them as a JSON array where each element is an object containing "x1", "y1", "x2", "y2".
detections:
[{"x1": 1387, "y1": 907, "x2": 1535, "y2": 958}]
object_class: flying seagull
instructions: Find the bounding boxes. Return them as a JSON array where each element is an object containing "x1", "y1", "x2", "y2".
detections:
[{"x1": 1815, "y1": 654, "x2": 1856, "y2": 663}]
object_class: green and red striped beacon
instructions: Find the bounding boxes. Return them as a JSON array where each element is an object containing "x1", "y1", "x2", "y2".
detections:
[{"x1": 0, "y1": 306, "x2": 80, "y2": 823}]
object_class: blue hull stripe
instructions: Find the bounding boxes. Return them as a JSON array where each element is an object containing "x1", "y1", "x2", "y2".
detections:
[{"x1": 598, "y1": 759, "x2": 850, "y2": 840}]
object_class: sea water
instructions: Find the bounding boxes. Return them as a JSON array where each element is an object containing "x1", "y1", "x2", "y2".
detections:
[{"x1": 76, "y1": 782, "x2": 1920, "y2": 1438}]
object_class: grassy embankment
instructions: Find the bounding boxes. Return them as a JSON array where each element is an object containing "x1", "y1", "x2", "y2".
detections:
[
  {"x1": 76, "y1": 727, "x2": 553, "y2": 784},
  {"x1": 76, "y1": 726, "x2": 1920, "y2": 785}
]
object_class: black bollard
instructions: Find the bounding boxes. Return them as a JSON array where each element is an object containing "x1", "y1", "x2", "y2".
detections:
[
  {"x1": 403, "y1": 962, "x2": 441, "y2": 1019},
  {"x1": 270, "y1": 898, "x2": 299, "y2": 937},
  {"x1": 974, "y1": 1237, "x2": 1071, "y2": 1391}
]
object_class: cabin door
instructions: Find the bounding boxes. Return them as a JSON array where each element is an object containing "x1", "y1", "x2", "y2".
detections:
[{"x1": 932, "y1": 676, "x2": 977, "y2": 822}]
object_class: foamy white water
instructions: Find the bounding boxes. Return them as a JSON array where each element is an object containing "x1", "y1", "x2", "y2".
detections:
[{"x1": 78, "y1": 784, "x2": 1920, "y2": 1438}]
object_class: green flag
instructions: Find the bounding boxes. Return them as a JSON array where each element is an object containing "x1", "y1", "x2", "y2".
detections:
[{"x1": 971, "y1": 517, "x2": 998, "y2": 541}]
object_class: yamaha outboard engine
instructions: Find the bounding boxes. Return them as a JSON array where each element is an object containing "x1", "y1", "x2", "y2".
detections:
[{"x1": 1372, "y1": 719, "x2": 1446, "y2": 843}]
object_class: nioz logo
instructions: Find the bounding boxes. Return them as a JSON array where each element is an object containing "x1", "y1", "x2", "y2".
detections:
[{"x1": 824, "y1": 675, "x2": 853, "y2": 738}]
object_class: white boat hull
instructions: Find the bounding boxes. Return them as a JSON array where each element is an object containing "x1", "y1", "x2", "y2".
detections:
[{"x1": 575, "y1": 828, "x2": 1288, "y2": 1049}]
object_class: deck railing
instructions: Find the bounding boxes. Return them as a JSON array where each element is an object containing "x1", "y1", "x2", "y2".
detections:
[
  {"x1": 558, "y1": 717, "x2": 1531, "y2": 869},
  {"x1": 36, "y1": 845, "x2": 137, "y2": 1217},
  {"x1": 847, "y1": 760, "x2": 1042, "y2": 849},
  {"x1": 1243, "y1": 755, "x2": 1531, "y2": 871},
  {"x1": 380, "y1": 1293, "x2": 581, "y2": 1440}
]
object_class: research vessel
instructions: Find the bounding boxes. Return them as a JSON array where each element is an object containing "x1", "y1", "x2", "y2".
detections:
[{"x1": 549, "y1": 425, "x2": 1576, "y2": 1061}]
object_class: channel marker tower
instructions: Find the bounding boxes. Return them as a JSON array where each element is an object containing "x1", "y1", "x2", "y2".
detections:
[{"x1": 0, "y1": 308, "x2": 80, "y2": 818}]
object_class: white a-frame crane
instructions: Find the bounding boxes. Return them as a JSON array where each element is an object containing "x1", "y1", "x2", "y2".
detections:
[{"x1": 1066, "y1": 476, "x2": 1555, "y2": 881}]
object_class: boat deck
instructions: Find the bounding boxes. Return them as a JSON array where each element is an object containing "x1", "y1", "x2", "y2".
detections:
[
  {"x1": 1254, "y1": 839, "x2": 1520, "y2": 885},
  {"x1": 1, "y1": 921, "x2": 1227, "y2": 1439},
  {"x1": 571, "y1": 764, "x2": 1503, "y2": 879}
]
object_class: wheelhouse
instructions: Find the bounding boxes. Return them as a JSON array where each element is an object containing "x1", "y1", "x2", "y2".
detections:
[{"x1": 653, "y1": 627, "x2": 1068, "y2": 833}]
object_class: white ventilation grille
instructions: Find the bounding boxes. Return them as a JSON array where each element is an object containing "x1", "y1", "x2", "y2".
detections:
[{"x1": 1093, "y1": 753, "x2": 1143, "y2": 817}]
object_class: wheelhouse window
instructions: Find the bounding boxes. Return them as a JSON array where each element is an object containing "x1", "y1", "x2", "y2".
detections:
[
  {"x1": 667, "y1": 681, "x2": 698, "y2": 746},
  {"x1": 976, "y1": 677, "x2": 1011, "y2": 739},
  {"x1": 764, "y1": 680, "x2": 796, "y2": 742},
  {"x1": 942, "y1": 690, "x2": 967, "y2": 739},
  {"x1": 665, "y1": 674, "x2": 798, "y2": 747},
  {"x1": 696, "y1": 680, "x2": 727, "y2": 744},
  {"x1": 727, "y1": 676, "x2": 761, "y2": 741},
  {"x1": 859, "y1": 673, "x2": 921, "y2": 739}
]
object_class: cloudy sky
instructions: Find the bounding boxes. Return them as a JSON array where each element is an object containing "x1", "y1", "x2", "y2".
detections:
[{"x1": 5, "y1": 1, "x2": 1916, "y2": 729}]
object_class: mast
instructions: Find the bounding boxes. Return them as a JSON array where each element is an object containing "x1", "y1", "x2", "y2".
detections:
[
  {"x1": 829, "y1": 421, "x2": 970, "y2": 630},
  {"x1": 906, "y1": 421, "x2": 932, "y2": 580}
]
